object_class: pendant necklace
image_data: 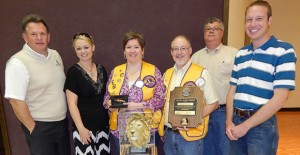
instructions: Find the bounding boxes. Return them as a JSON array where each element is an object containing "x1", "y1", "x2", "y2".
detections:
[{"x1": 79, "y1": 62, "x2": 94, "y2": 77}]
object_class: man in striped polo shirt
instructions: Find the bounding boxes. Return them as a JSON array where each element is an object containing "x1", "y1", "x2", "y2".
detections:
[{"x1": 225, "y1": 1, "x2": 296, "y2": 155}]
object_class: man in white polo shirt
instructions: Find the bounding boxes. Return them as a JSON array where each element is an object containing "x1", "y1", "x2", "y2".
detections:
[{"x1": 5, "y1": 14, "x2": 70, "y2": 155}]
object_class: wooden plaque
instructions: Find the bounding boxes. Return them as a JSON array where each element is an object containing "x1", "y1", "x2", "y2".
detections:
[{"x1": 168, "y1": 86, "x2": 204, "y2": 128}]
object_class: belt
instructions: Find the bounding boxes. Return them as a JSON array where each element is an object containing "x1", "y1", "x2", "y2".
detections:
[
  {"x1": 234, "y1": 108, "x2": 257, "y2": 117},
  {"x1": 218, "y1": 104, "x2": 226, "y2": 109},
  {"x1": 164, "y1": 126, "x2": 179, "y2": 133}
]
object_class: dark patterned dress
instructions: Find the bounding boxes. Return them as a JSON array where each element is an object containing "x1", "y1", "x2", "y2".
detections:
[{"x1": 65, "y1": 64, "x2": 110, "y2": 155}]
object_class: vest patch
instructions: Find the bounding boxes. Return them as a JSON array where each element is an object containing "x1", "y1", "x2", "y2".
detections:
[{"x1": 143, "y1": 75, "x2": 156, "y2": 88}]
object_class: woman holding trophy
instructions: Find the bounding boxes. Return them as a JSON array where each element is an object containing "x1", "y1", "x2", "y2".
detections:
[{"x1": 103, "y1": 31, "x2": 165, "y2": 154}]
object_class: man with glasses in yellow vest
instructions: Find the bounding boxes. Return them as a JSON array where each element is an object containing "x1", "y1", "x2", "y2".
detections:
[{"x1": 158, "y1": 35, "x2": 218, "y2": 155}]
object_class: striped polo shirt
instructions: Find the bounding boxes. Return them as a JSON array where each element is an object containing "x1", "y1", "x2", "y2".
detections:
[{"x1": 230, "y1": 36, "x2": 296, "y2": 110}]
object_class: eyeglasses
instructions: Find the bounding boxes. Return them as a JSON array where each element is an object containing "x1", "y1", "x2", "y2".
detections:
[
  {"x1": 204, "y1": 27, "x2": 222, "y2": 32},
  {"x1": 72, "y1": 33, "x2": 92, "y2": 41},
  {"x1": 171, "y1": 47, "x2": 190, "y2": 52}
]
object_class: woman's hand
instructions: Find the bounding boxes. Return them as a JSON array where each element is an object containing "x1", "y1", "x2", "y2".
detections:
[
  {"x1": 126, "y1": 102, "x2": 143, "y2": 110},
  {"x1": 107, "y1": 100, "x2": 118, "y2": 112},
  {"x1": 106, "y1": 100, "x2": 112, "y2": 108},
  {"x1": 78, "y1": 127, "x2": 91, "y2": 145}
]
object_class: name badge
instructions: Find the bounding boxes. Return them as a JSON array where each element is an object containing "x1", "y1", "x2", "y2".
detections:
[
  {"x1": 195, "y1": 78, "x2": 205, "y2": 87},
  {"x1": 135, "y1": 80, "x2": 144, "y2": 88}
]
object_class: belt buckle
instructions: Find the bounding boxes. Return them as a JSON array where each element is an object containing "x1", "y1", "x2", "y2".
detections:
[
  {"x1": 244, "y1": 110, "x2": 251, "y2": 116},
  {"x1": 235, "y1": 108, "x2": 252, "y2": 117},
  {"x1": 218, "y1": 104, "x2": 226, "y2": 109}
]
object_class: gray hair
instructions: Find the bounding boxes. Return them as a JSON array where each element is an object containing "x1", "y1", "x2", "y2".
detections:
[{"x1": 203, "y1": 17, "x2": 224, "y2": 31}]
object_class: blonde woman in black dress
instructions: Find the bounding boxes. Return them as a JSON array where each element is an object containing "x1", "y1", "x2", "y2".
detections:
[{"x1": 65, "y1": 33, "x2": 110, "y2": 155}]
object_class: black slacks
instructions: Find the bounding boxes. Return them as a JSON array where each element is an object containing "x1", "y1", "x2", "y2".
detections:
[{"x1": 21, "y1": 118, "x2": 71, "y2": 155}]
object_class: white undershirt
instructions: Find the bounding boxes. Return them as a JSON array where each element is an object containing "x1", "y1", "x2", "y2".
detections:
[{"x1": 128, "y1": 80, "x2": 135, "y2": 88}]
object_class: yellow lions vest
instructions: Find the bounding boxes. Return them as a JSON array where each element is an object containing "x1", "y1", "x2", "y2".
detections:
[
  {"x1": 158, "y1": 63, "x2": 209, "y2": 141},
  {"x1": 108, "y1": 62, "x2": 162, "y2": 130}
]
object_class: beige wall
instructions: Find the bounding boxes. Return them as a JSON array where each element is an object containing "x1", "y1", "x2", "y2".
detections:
[
  {"x1": 228, "y1": 0, "x2": 299, "y2": 108},
  {"x1": 227, "y1": 0, "x2": 251, "y2": 49}
]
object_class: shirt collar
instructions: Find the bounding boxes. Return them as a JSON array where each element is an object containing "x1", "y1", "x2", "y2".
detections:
[
  {"x1": 249, "y1": 36, "x2": 277, "y2": 51},
  {"x1": 174, "y1": 59, "x2": 192, "y2": 73},
  {"x1": 205, "y1": 43, "x2": 223, "y2": 54},
  {"x1": 24, "y1": 43, "x2": 51, "y2": 59}
]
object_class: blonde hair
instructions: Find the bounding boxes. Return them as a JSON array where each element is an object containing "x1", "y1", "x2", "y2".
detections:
[{"x1": 72, "y1": 33, "x2": 94, "y2": 47}]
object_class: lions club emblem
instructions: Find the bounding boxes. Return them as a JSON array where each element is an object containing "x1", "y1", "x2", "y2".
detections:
[{"x1": 143, "y1": 75, "x2": 156, "y2": 88}]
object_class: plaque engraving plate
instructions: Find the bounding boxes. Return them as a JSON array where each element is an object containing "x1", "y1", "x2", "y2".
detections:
[{"x1": 168, "y1": 86, "x2": 204, "y2": 128}]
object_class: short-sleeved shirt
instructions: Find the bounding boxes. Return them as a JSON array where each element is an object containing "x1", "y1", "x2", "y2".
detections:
[
  {"x1": 64, "y1": 64, "x2": 109, "y2": 130},
  {"x1": 5, "y1": 45, "x2": 52, "y2": 101},
  {"x1": 191, "y1": 44, "x2": 237, "y2": 105},
  {"x1": 230, "y1": 36, "x2": 296, "y2": 109},
  {"x1": 5, "y1": 44, "x2": 67, "y2": 121}
]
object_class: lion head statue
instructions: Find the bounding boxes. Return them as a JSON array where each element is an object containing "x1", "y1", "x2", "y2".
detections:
[{"x1": 125, "y1": 113, "x2": 152, "y2": 148}]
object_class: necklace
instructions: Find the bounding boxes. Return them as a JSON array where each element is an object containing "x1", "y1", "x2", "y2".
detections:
[{"x1": 79, "y1": 62, "x2": 94, "y2": 77}]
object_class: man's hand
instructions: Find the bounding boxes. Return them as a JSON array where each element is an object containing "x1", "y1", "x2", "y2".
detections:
[
  {"x1": 176, "y1": 126, "x2": 189, "y2": 131},
  {"x1": 226, "y1": 120, "x2": 237, "y2": 140},
  {"x1": 226, "y1": 120, "x2": 250, "y2": 140}
]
